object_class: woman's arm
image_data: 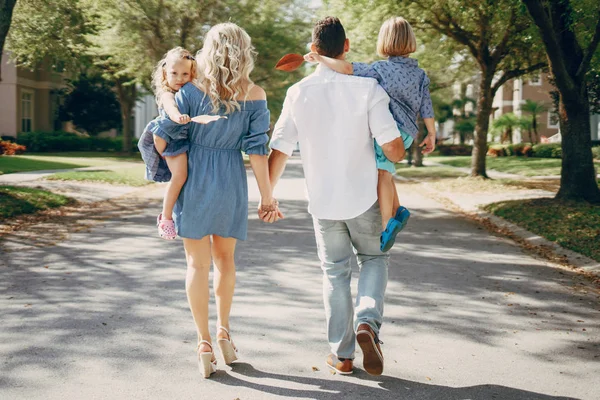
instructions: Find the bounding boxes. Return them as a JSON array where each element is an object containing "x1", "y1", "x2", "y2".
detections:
[
  {"x1": 249, "y1": 154, "x2": 283, "y2": 222},
  {"x1": 304, "y1": 52, "x2": 353, "y2": 75},
  {"x1": 160, "y1": 92, "x2": 191, "y2": 124}
]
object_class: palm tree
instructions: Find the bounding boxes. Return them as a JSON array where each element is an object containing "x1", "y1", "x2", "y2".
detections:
[
  {"x1": 521, "y1": 100, "x2": 548, "y2": 144},
  {"x1": 452, "y1": 96, "x2": 477, "y2": 144},
  {"x1": 492, "y1": 113, "x2": 531, "y2": 144}
]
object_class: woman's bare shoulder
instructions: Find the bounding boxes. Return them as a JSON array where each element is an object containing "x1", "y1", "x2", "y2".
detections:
[{"x1": 245, "y1": 85, "x2": 267, "y2": 101}]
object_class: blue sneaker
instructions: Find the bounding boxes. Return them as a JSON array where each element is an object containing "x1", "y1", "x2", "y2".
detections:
[{"x1": 379, "y1": 206, "x2": 411, "y2": 252}]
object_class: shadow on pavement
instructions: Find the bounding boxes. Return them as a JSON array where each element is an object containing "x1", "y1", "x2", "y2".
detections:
[{"x1": 215, "y1": 362, "x2": 578, "y2": 400}]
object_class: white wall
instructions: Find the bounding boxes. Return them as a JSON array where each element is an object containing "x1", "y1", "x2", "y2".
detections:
[{"x1": 134, "y1": 92, "x2": 158, "y2": 138}]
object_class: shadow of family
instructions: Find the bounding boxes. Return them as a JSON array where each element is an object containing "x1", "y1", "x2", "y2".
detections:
[{"x1": 206, "y1": 362, "x2": 577, "y2": 400}]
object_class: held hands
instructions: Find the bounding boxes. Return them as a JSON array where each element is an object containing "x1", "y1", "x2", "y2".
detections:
[
  {"x1": 192, "y1": 115, "x2": 228, "y2": 124},
  {"x1": 419, "y1": 132, "x2": 436, "y2": 154},
  {"x1": 303, "y1": 52, "x2": 322, "y2": 64},
  {"x1": 258, "y1": 197, "x2": 284, "y2": 223}
]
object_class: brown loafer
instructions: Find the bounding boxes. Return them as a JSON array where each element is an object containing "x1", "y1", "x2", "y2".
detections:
[
  {"x1": 326, "y1": 354, "x2": 353, "y2": 375},
  {"x1": 356, "y1": 323, "x2": 384, "y2": 375}
]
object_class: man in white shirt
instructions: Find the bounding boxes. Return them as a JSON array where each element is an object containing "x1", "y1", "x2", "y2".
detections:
[{"x1": 268, "y1": 16, "x2": 405, "y2": 376}]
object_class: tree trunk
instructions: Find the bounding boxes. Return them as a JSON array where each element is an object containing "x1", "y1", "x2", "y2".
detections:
[
  {"x1": 522, "y1": 0, "x2": 600, "y2": 202},
  {"x1": 0, "y1": 0, "x2": 18, "y2": 82},
  {"x1": 471, "y1": 74, "x2": 494, "y2": 178},
  {"x1": 532, "y1": 115, "x2": 538, "y2": 143},
  {"x1": 556, "y1": 91, "x2": 600, "y2": 202},
  {"x1": 115, "y1": 81, "x2": 136, "y2": 154},
  {"x1": 412, "y1": 124, "x2": 427, "y2": 167}
]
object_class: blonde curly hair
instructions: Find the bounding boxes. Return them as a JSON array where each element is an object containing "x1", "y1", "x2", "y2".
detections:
[
  {"x1": 196, "y1": 23, "x2": 256, "y2": 114},
  {"x1": 151, "y1": 47, "x2": 197, "y2": 109}
]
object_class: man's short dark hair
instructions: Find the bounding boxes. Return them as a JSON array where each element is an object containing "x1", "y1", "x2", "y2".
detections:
[{"x1": 312, "y1": 17, "x2": 346, "y2": 58}]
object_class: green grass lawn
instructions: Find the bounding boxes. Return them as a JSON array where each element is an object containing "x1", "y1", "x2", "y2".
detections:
[
  {"x1": 427, "y1": 156, "x2": 563, "y2": 177},
  {"x1": 0, "y1": 186, "x2": 74, "y2": 220},
  {"x1": 0, "y1": 152, "x2": 142, "y2": 175},
  {"x1": 45, "y1": 165, "x2": 150, "y2": 186},
  {"x1": 396, "y1": 163, "x2": 468, "y2": 179},
  {"x1": 484, "y1": 198, "x2": 600, "y2": 261}
]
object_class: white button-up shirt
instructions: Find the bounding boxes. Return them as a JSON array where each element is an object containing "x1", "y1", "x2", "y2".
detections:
[{"x1": 270, "y1": 65, "x2": 401, "y2": 220}]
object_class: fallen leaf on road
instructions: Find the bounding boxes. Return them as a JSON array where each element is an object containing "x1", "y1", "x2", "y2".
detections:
[
  {"x1": 426, "y1": 377, "x2": 432, "y2": 381},
  {"x1": 312, "y1": 366, "x2": 319, "y2": 372}
]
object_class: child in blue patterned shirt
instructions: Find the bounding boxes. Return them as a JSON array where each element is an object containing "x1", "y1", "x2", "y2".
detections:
[{"x1": 305, "y1": 16, "x2": 436, "y2": 252}]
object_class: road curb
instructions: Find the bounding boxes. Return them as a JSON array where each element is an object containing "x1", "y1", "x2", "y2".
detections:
[{"x1": 394, "y1": 174, "x2": 600, "y2": 280}]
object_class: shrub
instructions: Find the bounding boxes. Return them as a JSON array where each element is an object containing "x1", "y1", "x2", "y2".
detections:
[
  {"x1": 0, "y1": 140, "x2": 27, "y2": 155},
  {"x1": 487, "y1": 146, "x2": 506, "y2": 157},
  {"x1": 16, "y1": 131, "x2": 131, "y2": 152},
  {"x1": 522, "y1": 145, "x2": 533, "y2": 157},
  {"x1": 592, "y1": 146, "x2": 600, "y2": 160},
  {"x1": 506, "y1": 143, "x2": 534, "y2": 157},
  {"x1": 437, "y1": 144, "x2": 473, "y2": 156},
  {"x1": 532, "y1": 143, "x2": 562, "y2": 158}
]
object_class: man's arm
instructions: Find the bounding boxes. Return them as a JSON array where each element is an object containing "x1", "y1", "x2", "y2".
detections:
[
  {"x1": 380, "y1": 137, "x2": 406, "y2": 163},
  {"x1": 367, "y1": 84, "x2": 405, "y2": 162},
  {"x1": 268, "y1": 92, "x2": 298, "y2": 187},
  {"x1": 268, "y1": 150, "x2": 289, "y2": 188}
]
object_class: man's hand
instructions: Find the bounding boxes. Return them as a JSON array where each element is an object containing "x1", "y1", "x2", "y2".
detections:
[
  {"x1": 304, "y1": 52, "x2": 322, "y2": 64},
  {"x1": 419, "y1": 132, "x2": 436, "y2": 154}
]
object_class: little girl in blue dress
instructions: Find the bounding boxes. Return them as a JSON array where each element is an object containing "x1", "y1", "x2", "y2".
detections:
[
  {"x1": 305, "y1": 16, "x2": 436, "y2": 251},
  {"x1": 138, "y1": 47, "x2": 222, "y2": 239}
]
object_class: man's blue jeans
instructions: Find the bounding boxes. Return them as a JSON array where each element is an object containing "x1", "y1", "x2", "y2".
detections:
[{"x1": 312, "y1": 202, "x2": 389, "y2": 359}]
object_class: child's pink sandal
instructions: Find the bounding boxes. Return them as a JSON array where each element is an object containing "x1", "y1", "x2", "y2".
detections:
[{"x1": 157, "y1": 214, "x2": 177, "y2": 240}]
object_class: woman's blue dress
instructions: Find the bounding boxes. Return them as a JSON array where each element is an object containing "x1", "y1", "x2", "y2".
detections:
[{"x1": 149, "y1": 82, "x2": 270, "y2": 240}]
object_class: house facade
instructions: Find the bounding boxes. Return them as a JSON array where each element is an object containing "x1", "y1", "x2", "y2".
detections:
[
  {"x1": 492, "y1": 72, "x2": 600, "y2": 142},
  {"x1": 0, "y1": 52, "x2": 67, "y2": 138}
]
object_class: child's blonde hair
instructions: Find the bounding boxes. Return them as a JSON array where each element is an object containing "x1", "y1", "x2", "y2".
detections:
[
  {"x1": 377, "y1": 17, "x2": 417, "y2": 58},
  {"x1": 196, "y1": 23, "x2": 256, "y2": 114},
  {"x1": 151, "y1": 47, "x2": 197, "y2": 108}
]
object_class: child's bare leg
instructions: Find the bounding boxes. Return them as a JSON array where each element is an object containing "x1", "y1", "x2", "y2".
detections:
[
  {"x1": 162, "y1": 153, "x2": 188, "y2": 219},
  {"x1": 392, "y1": 180, "x2": 400, "y2": 216},
  {"x1": 377, "y1": 169, "x2": 395, "y2": 230},
  {"x1": 153, "y1": 135, "x2": 167, "y2": 154}
]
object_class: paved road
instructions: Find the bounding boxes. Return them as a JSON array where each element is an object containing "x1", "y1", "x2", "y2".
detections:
[{"x1": 1, "y1": 158, "x2": 599, "y2": 399}]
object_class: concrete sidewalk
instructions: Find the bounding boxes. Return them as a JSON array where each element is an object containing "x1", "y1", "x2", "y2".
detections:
[{"x1": 1, "y1": 157, "x2": 598, "y2": 399}]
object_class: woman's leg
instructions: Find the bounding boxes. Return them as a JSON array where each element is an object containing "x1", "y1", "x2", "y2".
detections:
[
  {"x1": 162, "y1": 153, "x2": 188, "y2": 219},
  {"x1": 377, "y1": 169, "x2": 395, "y2": 230},
  {"x1": 211, "y1": 235, "x2": 237, "y2": 340},
  {"x1": 183, "y1": 236, "x2": 213, "y2": 355}
]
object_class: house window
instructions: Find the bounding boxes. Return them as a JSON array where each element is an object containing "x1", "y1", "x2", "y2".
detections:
[
  {"x1": 548, "y1": 109, "x2": 560, "y2": 129},
  {"x1": 21, "y1": 90, "x2": 34, "y2": 132},
  {"x1": 529, "y1": 73, "x2": 542, "y2": 86}
]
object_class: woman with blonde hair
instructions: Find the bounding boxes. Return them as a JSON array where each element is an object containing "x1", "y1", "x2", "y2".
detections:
[{"x1": 151, "y1": 22, "x2": 282, "y2": 378}]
